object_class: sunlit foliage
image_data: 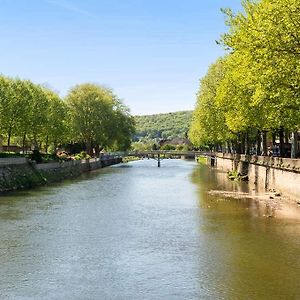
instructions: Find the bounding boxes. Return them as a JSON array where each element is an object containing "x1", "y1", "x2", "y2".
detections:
[
  {"x1": 189, "y1": 0, "x2": 300, "y2": 156},
  {"x1": 0, "y1": 77, "x2": 135, "y2": 154}
]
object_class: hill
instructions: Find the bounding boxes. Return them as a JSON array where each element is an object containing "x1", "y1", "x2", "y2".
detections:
[{"x1": 134, "y1": 111, "x2": 193, "y2": 141}]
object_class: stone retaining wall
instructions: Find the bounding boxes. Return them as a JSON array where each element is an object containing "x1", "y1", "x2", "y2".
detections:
[
  {"x1": 215, "y1": 153, "x2": 300, "y2": 200},
  {"x1": 0, "y1": 157, "x2": 122, "y2": 193}
]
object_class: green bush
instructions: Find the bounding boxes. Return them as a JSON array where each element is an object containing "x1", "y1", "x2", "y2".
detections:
[
  {"x1": 42, "y1": 153, "x2": 59, "y2": 162},
  {"x1": 176, "y1": 144, "x2": 189, "y2": 151},
  {"x1": 161, "y1": 144, "x2": 176, "y2": 150},
  {"x1": 73, "y1": 151, "x2": 91, "y2": 160}
]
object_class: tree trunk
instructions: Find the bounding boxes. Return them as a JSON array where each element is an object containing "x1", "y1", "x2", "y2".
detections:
[
  {"x1": 95, "y1": 145, "x2": 100, "y2": 157},
  {"x1": 262, "y1": 131, "x2": 267, "y2": 155},
  {"x1": 225, "y1": 142, "x2": 229, "y2": 153},
  {"x1": 279, "y1": 128, "x2": 284, "y2": 157},
  {"x1": 272, "y1": 132, "x2": 276, "y2": 145},
  {"x1": 235, "y1": 135, "x2": 241, "y2": 154},
  {"x1": 45, "y1": 136, "x2": 49, "y2": 154},
  {"x1": 0, "y1": 135, "x2": 3, "y2": 152},
  {"x1": 256, "y1": 130, "x2": 261, "y2": 155},
  {"x1": 240, "y1": 133, "x2": 245, "y2": 154},
  {"x1": 229, "y1": 142, "x2": 232, "y2": 153},
  {"x1": 86, "y1": 139, "x2": 93, "y2": 156},
  {"x1": 7, "y1": 131, "x2": 11, "y2": 152},
  {"x1": 33, "y1": 135, "x2": 39, "y2": 151},
  {"x1": 291, "y1": 131, "x2": 298, "y2": 158},
  {"x1": 22, "y1": 132, "x2": 27, "y2": 153},
  {"x1": 244, "y1": 131, "x2": 250, "y2": 155},
  {"x1": 7, "y1": 123, "x2": 13, "y2": 151},
  {"x1": 284, "y1": 131, "x2": 289, "y2": 144}
]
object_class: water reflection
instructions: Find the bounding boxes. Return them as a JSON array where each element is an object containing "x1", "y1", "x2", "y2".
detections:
[
  {"x1": 191, "y1": 164, "x2": 300, "y2": 299},
  {"x1": 0, "y1": 160, "x2": 299, "y2": 299}
]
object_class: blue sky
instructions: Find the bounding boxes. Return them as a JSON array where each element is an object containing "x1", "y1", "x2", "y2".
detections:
[{"x1": 0, "y1": 0, "x2": 242, "y2": 115}]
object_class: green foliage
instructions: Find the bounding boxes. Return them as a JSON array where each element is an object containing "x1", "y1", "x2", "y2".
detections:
[
  {"x1": 0, "y1": 76, "x2": 68, "y2": 151},
  {"x1": 73, "y1": 151, "x2": 91, "y2": 160},
  {"x1": 131, "y1": 141, "x2": 153, "y2": 151},
  {"x1": 134, "y1": 111, "x2": 192, "y2": 141},
  {"x1": 220, "y1": 0, "x2": 300, "y2": 132},
  {"x1": 65, "y1": 83, "x2": 135, "y2": 154},
  {"x1": 41, "y1": 153, "x2": 59, "y2": 162},
  {"x1": 176, "y1": 144, "x2": 189, "y2": 151},
  {"x1": 0, "y1": 77, "x2": 134, "y2": 156},
  {"x1": 161, "y1": 144, "x2": 176, "y2": 150},
  {"x1": 189, "y1": 0, "x2": 300, "y2": 154},
  {"x1": 65, "y1": 83, "x2": 114, "y2": 153},
  {"x1": 43, "y1": 89, "x2": 68, "y2": 149},
  {"x1": 189, "y1": 58, "x2": 233, "y2": 148}
]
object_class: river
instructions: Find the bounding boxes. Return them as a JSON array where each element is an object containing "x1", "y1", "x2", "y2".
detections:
[{"x1": 0, "y1": 159, "x2": 299, "y2": 299}]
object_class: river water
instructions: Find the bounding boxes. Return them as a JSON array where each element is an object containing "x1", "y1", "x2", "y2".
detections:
[{"x1": 0, "y1": 159, "x2": 299, "y2": 299}]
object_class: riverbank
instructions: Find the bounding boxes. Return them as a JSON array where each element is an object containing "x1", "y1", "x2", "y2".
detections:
[
  {"x1": 0, "y1": 156, "x2": 122, "y2": 193},
  {"x1": 203, "y1": 153, "x2": 300, "y2": 206}
]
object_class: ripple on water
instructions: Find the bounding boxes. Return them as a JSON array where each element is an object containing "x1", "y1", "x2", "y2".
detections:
[{"x1": 0, "y1": 159, "x2": 299, "y2": 299}]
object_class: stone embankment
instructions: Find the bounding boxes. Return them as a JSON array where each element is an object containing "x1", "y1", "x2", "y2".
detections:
[
  {"x1": 214, "y1": 153, "x2": 300, "y2": 200},
  {"x1": 0, "y1": 157, "x2": 122, "y2": 193}
]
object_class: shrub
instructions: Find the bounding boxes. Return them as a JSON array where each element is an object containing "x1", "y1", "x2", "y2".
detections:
[
  {"x1": 73, "y1": 151, "x2": 91, "y2": 160},
  {"x1": 161, "y1": 144, "x2": 176, "y2": 150}
]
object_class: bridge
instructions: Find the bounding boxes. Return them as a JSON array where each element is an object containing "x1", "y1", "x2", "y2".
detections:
[{"x1": 125, "y1": 150, "x2": 215, "y2": 167}]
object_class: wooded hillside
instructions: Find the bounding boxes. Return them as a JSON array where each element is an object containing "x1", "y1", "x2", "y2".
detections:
[{"x1": 134, "y1": 111, "x2": 192, "y2": 141}]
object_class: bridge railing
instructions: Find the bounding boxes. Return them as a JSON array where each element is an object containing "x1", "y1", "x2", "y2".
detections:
[{"x1": 127, "y1": 150, "x2": 215, "y2": 157}]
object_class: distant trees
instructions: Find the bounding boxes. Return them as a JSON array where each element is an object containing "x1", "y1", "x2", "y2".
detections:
[
  {"x1": 0, "y1": 76, "x2": 135, "y2": 155},
  {"x1": 132, "y1": 111, "x2": 192, "y2": 151},
  {"x1": 189, "y1": 0, "x2": 300, "y2": 157},
  {"x1": 134, "y1": 111, "x2": 192, "y2": 141}
]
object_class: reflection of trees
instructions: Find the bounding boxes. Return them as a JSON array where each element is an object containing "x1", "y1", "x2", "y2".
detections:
[
  {"x1": 189, "y1": 164, "x2": 249, "y2": 194},
  {"x1": 189, "y1": 164, "x2": 300, "y2": 299}
]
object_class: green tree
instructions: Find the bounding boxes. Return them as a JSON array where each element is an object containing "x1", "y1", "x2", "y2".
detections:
[
  {"x1": 0, "y1": 77, "x2": 27, "y2": 149},
  {"x1": 110, "y1": 107, "x2": 135, "y2": 151},
  {"x1": 66, "y1": 83, "x2": 135, "y2": 154},
  {"x1": 189, "y1": 58, "x2": 231, "y2": 149},
  {"x1": 221, "y1": 0, "x2": 300, "y2": 155},
  {"x1": 27, "y1": 83, "x2": 49, "y2": 150},
  {"x1": 42, "y1": 89, "x2": 68, "y2": 152}
]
